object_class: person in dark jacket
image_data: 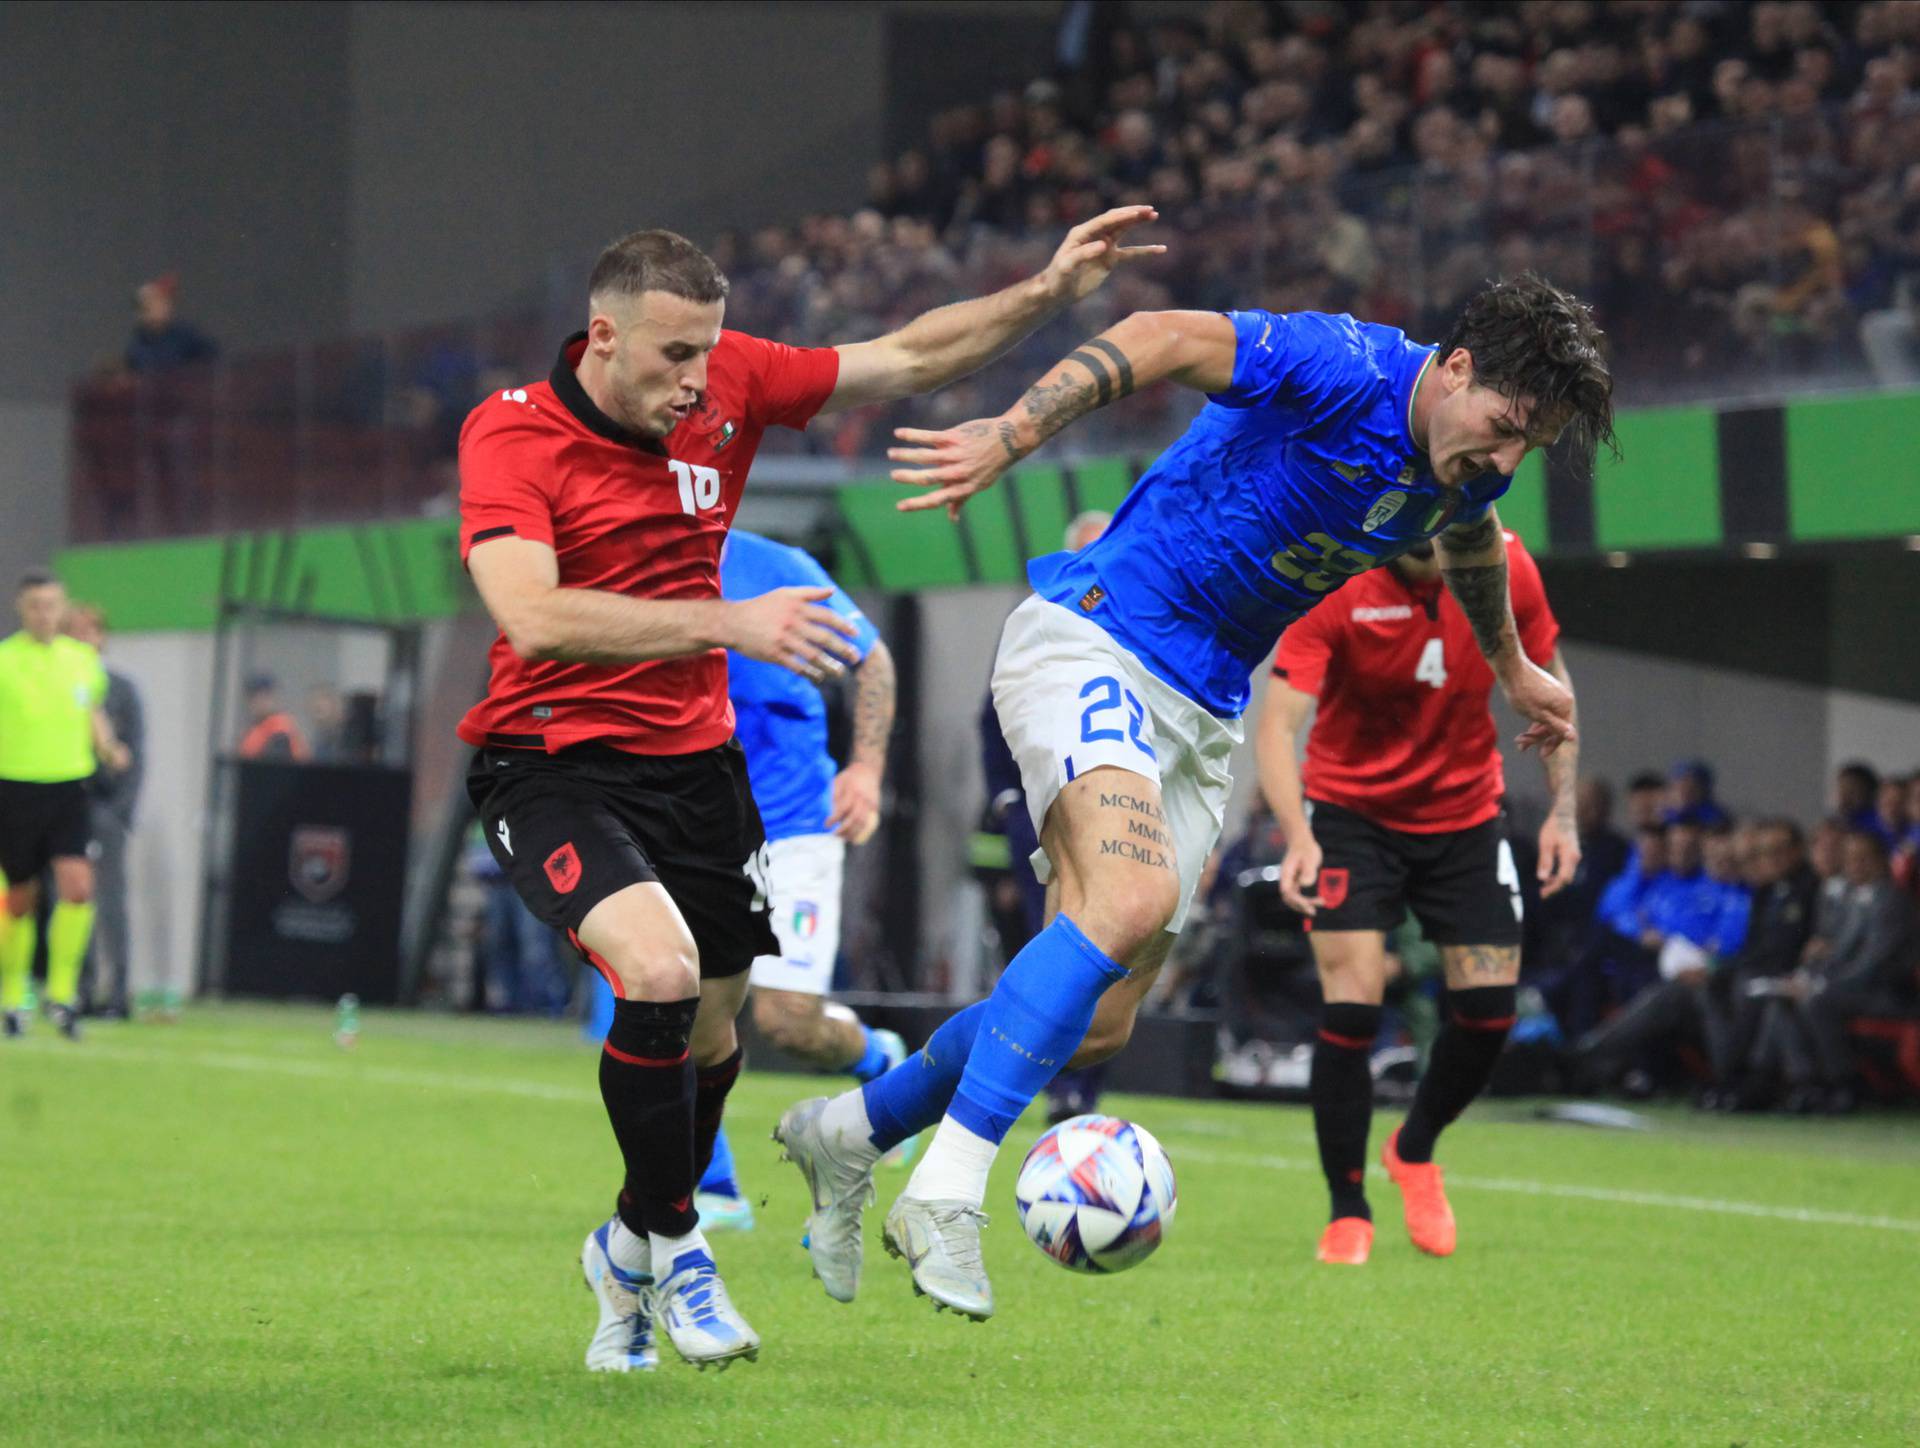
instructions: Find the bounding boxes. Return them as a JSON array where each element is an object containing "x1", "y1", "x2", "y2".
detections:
[
  {"x1": 1702, "y1": 818, "x2": 1819, "y2": 1106},
  {"x1": 1754, "y1": 828, "x2": 1917, "y2": 1112},
  {"x1": 64, "y1": 605, "x2": 144, "y2": 1018}
]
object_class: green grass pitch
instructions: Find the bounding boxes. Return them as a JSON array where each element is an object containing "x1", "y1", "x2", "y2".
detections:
[{"x1": 4, "y1": 1004, "x2": 1916, "y2": 1446}]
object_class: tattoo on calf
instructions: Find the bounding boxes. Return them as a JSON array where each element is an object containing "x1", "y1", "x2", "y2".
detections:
[{"x1": 1445, "y1": 943, "x2": 1518, "y2": 981}]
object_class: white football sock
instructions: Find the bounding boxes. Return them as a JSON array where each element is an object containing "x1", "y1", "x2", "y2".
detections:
[
  {"x1": 902, "y1": 1115, "x2": 999, "y2": 1208},
  {"x1": 607, "y1": 1219, "x2": 651, "y2": 1274},
  {"x1": 819, "y1": 1088, "x2": 882, "y2": 1169},
  {"x1": 649, "y1": 1225, "x2": 712, "y2": 1274}
]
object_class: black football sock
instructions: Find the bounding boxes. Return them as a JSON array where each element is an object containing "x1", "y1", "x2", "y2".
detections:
[
  {"x1": 600, "y1": 997, "x2": 701, "y2": 1239},
  {"x1": 1397, "y1": 984, "x2": 1517, "y2": 1164},
  {"x1": 1311, "y1": 1002, "x2": 1382, "y2": 1222},
  {"x1": 692, "y1": 1046, "x2": 744, "y2": 1183}
]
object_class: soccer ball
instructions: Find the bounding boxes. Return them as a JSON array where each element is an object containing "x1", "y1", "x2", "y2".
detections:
[{"x1": 1014, "y1": 1114, "x2": 1177, "y2": 1273}]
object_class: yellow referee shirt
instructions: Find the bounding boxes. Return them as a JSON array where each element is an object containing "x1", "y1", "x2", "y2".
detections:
[{"x1": 0, "y1": 632, "x2": 108, "y2": 783}]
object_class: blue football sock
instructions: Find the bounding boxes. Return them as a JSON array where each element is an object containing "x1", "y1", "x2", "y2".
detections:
[
  {"x1": 850, "y1": 1024, "x2": 891, "y2": 1084},
  {"x1": 949, "y1": 915, "x2": 1128, "y2": 1145},
  {"x1": 861, "y1": 1000, "x2": 987, "y2": 1151},
  {"x1": 698, "y1": 1124, "x2": 739, "y2": 1199}
]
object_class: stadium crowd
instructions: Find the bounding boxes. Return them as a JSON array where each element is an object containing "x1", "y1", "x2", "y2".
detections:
[{"x1": 720, "y1": 0, "x2": 1920, "y2": 460}]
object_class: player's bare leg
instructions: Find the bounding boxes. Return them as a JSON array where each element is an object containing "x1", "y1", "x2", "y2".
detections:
[
  {"x1": 1383, "y1": 943, "x2": 1520, "y2": 1258},
  {"x1": 1306, "y1": 930, "x2": 1392, "y2": 1264},
  {"x1": 885, "y1": 767, "x2": 1178, "y2": 1319},
  {"x1": 578, "y1": 883, "x2": 757, "y2": 1370}
]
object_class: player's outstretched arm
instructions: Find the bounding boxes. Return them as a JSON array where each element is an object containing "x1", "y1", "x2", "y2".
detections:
[
  {"x1": 469, "y1": 535, "x2": 859, "y2": 680},
  {"x1": 826, "y1": 639, "x2": 895, "y2": 845},
  {"x1": 1436, "y1": 508, "x2": 1576, "y2": 756},
  {"x1": 888, "y1": 309, "x2": 1237, "y2": 518},
  {"x1": 1254, "y1": 673, "x2": 1322, "y2": 915},
  {"x1": 819, "y1": 206, "x2": 1166, "y2": 415},
  {"x1": 1535, "y1": 648, "x2": 1582, "y2": 898}
]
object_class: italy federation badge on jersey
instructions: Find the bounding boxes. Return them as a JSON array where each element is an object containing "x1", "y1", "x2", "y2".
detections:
[{"x1": 1364, "y1": 490, "x2": 1408, "y2": 533}]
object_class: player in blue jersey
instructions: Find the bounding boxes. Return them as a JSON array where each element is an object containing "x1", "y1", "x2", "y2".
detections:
[
  {"x1": 777, "y1": 273, "x2": 1614, "y2": 1318},
  {"x1": 692, "y1": 530, "x2": 905, "y2": 1231}
]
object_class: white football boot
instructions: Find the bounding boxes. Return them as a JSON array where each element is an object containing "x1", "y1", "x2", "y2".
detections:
[
  {"x1": 882, "y1": 1196, "x2": 994, "y2": 1321},
  {"x1": 774, "y1": 1096, "x2": 876, "y2": 1303},
  {"x1": 652, "y1": 1247, "x2": 760, "y2": 1370},
  {"x1": 580, "y1": 1220, "x2": 657, "y2": 1372}
]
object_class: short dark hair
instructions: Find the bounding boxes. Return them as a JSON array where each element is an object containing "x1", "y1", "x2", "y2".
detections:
[
  {"x1": 17, "y1": 567, "x2": 58, "y2": 593},
  {"x1": 1439, "y1": 272, "x2": 1616, "y2": 473},
  {"x1": 1837, "y1": 761, "x2": 1879, "y2": 792},
  {"x1": 1757, "y1": 817, "x2": 1804, "y2": 849},
  {"x1": 1628, "y1": 771, "x2": 1665, "y2": 794},
  {"x1": 588, "y1": 230, "x2": 729, "y2": 307}
]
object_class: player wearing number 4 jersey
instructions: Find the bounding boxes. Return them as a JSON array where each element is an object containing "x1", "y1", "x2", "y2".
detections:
[
  {"x1": 456, "y1": 213, "x2": 1165, "y2": 1371},
  {"x1": 778, "y1": 272, "x2": 1613, "y2": 1320},
  {"x1": 1259, "y1": 529, "x2": 1577, "y2": 1266}
]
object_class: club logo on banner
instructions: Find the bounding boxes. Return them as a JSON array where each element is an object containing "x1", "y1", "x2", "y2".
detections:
[
  {"x1": 792, "y1": 900, "x2": 819, "y2": 938},
  {"x1": 289, "y1": 826, "x2": 352, "y2": 903}
]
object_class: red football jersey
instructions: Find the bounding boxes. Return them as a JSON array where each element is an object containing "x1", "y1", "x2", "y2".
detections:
[
  {"x1": 457, "y1": 330, "x2": 840, "y2": 756},
  {"x1": 1271, "y1": 531, "x2": 1559, "y2": 833}
]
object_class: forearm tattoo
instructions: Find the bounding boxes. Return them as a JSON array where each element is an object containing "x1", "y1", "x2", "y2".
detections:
[
  {"x1": 850, "y1": 643, "x2": 895, "y2": 769},
  {"x1": 1444, "y1": 561, "x2": 1513, "y2": 661},
  {"x1": 1015, "y1": 333, "x2": 1138, "y2": 447}
]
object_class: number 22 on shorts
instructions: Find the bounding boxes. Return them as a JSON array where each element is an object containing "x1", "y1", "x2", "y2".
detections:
[{"x1": 1078, "y1": 675, "x2": 1156, "y2": 759}]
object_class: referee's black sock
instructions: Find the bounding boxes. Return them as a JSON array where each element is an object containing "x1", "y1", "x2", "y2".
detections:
[
  {"x1": 1311, "y1": 1002, "x2": 1382, "y2": 1222},
  {"x1": 692, "y1": 1046, "x2": 744, "y2": 1183},
  {"x1": 600, "y1": 996, "x2": 701, "y2": 1239},
  {"x1": 1397, "y1": 985, "x2": 1517, "y2": 1164}
]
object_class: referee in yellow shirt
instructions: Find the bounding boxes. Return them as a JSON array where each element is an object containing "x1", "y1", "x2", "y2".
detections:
[{"x1": 0, "y1": 569, "x2": 130, "y2": 1039}]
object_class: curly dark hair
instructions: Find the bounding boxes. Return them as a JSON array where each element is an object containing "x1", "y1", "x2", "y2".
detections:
[{"x1": 1439, "y1": 272, "x2": 1617, "y2": 472}]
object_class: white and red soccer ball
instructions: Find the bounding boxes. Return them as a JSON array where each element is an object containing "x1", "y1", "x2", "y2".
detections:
[{"x1": 1015, "y1": 1114, "x2": 1177, "y2": 1274}]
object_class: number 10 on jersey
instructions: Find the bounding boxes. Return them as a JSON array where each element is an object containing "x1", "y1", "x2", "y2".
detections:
[{"x1": 669, "y1": 459, "x2": 721, "y2": 514}]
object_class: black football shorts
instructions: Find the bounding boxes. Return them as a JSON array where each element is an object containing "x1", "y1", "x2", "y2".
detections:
[
  {"x1": 1305, "y1": 798, "x2": 1523, "y2": 947},
  {"x1": 0, "y1": 778, "x2": 92, "y2": 883},
  {"x1": 466, "y1": 740, "x2": 776, "y2": 980}
]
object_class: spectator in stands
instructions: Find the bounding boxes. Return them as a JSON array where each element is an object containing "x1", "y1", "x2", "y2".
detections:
[
  {"x1": 236, "y1": 674, "x2": 310, "y2": 762},
  {"x1": 125, "y1": 273, "x2": 217, "y2": 374},
  {"x1": 1574, "y1": 822, "x2": 1751, "y2": 1096},
  {"x1": 1895, "y1": 773, "x2": 1920, "y2": 898},
  {"x1": 1858, "y1": 162, "x2": 1920, "y2": 385},
  {"x1": 1705, "y1": 818, "x2": 1821, "y2": 1108},
  {"x1": 1539, "y1": 820, "x2": 1669, "y2": 1040},
  {"x1": 1871, "y1": 772, "x2": 1909, "y2": 849},
  {"x1": 63, "y1": 604, "x2": 142, "y2": 1020},
  {"x1": 1625, "y1": 771, "x2": 1667, "y2": 833},
  {"x1": 304, "y1": 684, "x2": 347, "y2": 764},
  {"x1": 1833, "y1": 761, "x2": 1882, "y2": 833},
  {"x1": 1755, "y1": 828, "x2": 1918, "y2": 1111},
  {"x1": 1664, "y1": 760, "x2": 1730, "y2": 827},
  {"x1": 1535, "y1": 777, "x2": 1629, "y2": 976}
]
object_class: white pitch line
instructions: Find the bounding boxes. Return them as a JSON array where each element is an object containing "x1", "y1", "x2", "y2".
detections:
[
  {"x1": 36, "y1": 1041, "x2": 1920, "y2": 1236},
  {"x1": 1171, "y1": 1145, "x2": 1920, "y2": 1235}
]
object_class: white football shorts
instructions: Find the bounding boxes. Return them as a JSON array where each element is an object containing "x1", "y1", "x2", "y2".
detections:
[
  {"x1": 747, "y1": 832, "x2": 846, "y2": 995},
  {"x1": 991, "y1": 595, "x2": 1242, "y2": 933}
]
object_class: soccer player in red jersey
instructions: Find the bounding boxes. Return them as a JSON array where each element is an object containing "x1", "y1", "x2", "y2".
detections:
[
  {"x1": 458, "y1": 214, "x2": 1162, "y2": 1370},
  {"x1": 1256, "y1": 528, "x2": 1579, "y2": 1265}
]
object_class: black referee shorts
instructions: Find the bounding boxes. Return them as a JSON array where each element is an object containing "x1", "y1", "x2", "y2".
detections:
[
  {"x1": 1306, "y1": 798, "x2": 1523, "y2": 947},
  {"x1": 466, "y1": 740, "x2": 776, "y2": 981},
  {"x1": 0, "y1": 778, "x2": 93, "y2": 884}
]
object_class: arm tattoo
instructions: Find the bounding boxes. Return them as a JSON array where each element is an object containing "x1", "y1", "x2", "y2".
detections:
[
  {"x1": 1443, "y1": 561, "x2": 1514, "y2": 661},
  {"x1": 1083, "y1": 337, "x2": 1136, "y2": 399},
  {"x1": 849, "y1": 641, "x2": 896, "y2": 770},
  {"x1": 1443, "y1": 512, "x2": 1500, "y2": 552},
  {"x1": 1014, "y1": 332, "x2": 1139, "y2": 449}
]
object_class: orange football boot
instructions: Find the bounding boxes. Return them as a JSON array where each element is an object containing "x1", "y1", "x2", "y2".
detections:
[
  {"x1": 1382, "y1": 1126, "x2": 1456, "y2": 1257},
  {"x1": 1316, "y1": 1216, "x2": 1373, "y2": 1265}
]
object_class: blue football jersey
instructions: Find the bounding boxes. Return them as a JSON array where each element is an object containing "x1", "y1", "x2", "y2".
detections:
[
  {"x1": 1029, "y1": 310, "x2": 1511, "y2": 717},
  {"x1": 720, "y1": 530, "x2": 880, "y2": 842}
]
